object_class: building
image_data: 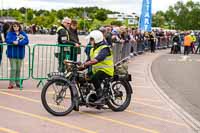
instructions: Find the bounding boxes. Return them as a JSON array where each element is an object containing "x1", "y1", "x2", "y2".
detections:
[
  {"x1": 0, "y1": 17, "x2": 17, "y2": 23},
  {"x1": 107, "y1": 13, "x2": 138, "y2": 25},
  {"x1": 0, "y1": 17, "x2": 17, "y2": 32}
]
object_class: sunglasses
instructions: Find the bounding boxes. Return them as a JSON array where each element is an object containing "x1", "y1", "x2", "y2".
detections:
[{"x1": 64, "y1": 22, "x2": 71, "y2": 24}]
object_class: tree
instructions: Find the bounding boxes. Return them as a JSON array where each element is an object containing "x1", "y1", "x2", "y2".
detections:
[
  {"x1": 57, "y1": 10, "x2": 64, "y2": 20},
  {"x1": 89, "y1": 19, "x2": 102, "y2": 30},
  {"x1": 95, "y1": 10, "x2": 108, "y2": 21},
  {"x1": 78, "y1": 19, "x2": 90, "y2": 30},
  {"x1": 152, "y1": 11, "x2": 166, "y2": 28},
  {"x1": 111, "y1": 20, "x2": 123, "y2": 26},
  {"x1": 27, "y1": 9, "x2": 34, "y2": 23},
  {"x1": 19, "y1": 7, "x2": 26, "y2": 14},
  {"x1": 1, "y1": 6, "x2": 117, "y2": 28},
  {"x1": 153, "y1": 1, "x2": 200, "y2": 30},
  {"x1": 10, "y1": 9, "x2": 23, "y2": 21}
]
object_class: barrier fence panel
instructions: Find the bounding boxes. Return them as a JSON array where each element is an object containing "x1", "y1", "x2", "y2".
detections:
[
  {"x1": 121, "y1": 43, "x2": 132, "y2": 61},
  {"x1": 32, "y1": 43, "x2": 132, "y2": 82},
  {"x1": 0, "y1": 44, "x2": 30, "y2": 89},
  {"x1": 112, "y1": 42, "x2": 132, "y2": 65},
  {"x1": 161, "y1": 37, "x2": 167, "y2": 49},
  {"x1": 112, "y1": 43, "x2": 123, "y2": 64},
  {"x1": 132, "y1": 42, "x2": 138, "y2": 55},
  {"x1": 31, "y1": 44, "x2": 89, "y2": 81},
  {"x1": 137, "y1": 40, "x2": 145, "y2": 54},
  {"x1": 144, "y1": 40, "x2": 150, "y2": 51}
]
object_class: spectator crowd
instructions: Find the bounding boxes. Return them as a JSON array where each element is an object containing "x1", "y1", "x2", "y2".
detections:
[{"x1": 1, "y1": 16, "x2": 200, "y2": 89}]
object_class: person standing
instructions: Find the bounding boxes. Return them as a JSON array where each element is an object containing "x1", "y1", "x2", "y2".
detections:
[
  {"x1": 3, "y1": 22, "x2": 10, "y2": 40},
  {"x1": 56, "y1": 17, "x2": 72, "y2": 72},
  {"x1": 105, "y1": 26, "x2": 113, "y2": 46},
  {"x1": 184, "y1": 32, "x2": 192, "y2": 55},
  {"x1": 6, "y1": 22, "x2": 29, "y2": 89},
  {"x1": 190, "y1": 32, "x2": 196, "y2": 54},
  {"x1": 149, "y1": 32, "x2": 156, "y2": 53},
  {"x1": 135, "y1": 30, "x2": 145, "y2": 54},
  {"x1": 195, "y1": 33, "x2": 200, "y2": 54},
  {"x1": 69, "y1": 20, "x2": 81, "y2": 61},
  {"x1": 0, "y1": 33, "x2": 3, "y2": 65}
]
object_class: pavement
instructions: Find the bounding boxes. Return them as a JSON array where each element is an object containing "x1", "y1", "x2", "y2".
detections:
[
  {"x1": 152, "y1": 53, "x2": 200, "y2": 131},
  {"x1": 0, "y1": 47, "x2": 197, "y2": 133}
]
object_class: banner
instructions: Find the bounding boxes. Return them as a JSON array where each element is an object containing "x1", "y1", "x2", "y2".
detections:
[{"x1": 139, "y1": 0, "x2": 152, "y2": 32}]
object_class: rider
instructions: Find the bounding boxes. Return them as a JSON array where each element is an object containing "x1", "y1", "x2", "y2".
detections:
[
  {"x1": 80, "y1": 30, "x2": 114, "y2": 104},
  {"x1": 171, "y1": 33, "x2": 181, "y2": 53}
]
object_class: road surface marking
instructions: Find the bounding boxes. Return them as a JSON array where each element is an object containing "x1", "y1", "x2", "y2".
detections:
[
  {"x1": 0, "y1": 89, "x2": 162, "y2": 104},
  {"x1": 188, "y1": 59, "x2": 193, "y2": 62},
  {"x1": 133, "y1": 77, "x2": 145, "y2": 80},
  {"x1": 131, "y1": 63, "x2": 146, "y2": 65},
  {"x1": 178, "y1": 55, "x2": 190, "y2": 62},
  {"x1": 0, "y1": 105, "x2": 96, "y2": 133},
  {"x1": 133, "y1": 101, "x2": 171, "y2": 111},
  {"x1": 125, "y1": 110, "x2": 187, "y2": 127},
  {"x1": 80, "y1": 112, "x2": 159, "y2": 133},
  {"x1": 0, "y1": 91, "x2": 159, "y2": 133},
  {"x1": 134, "y1": 98, "x2": 162, "y2": 103},
  {"x1": 133, "y1": 86, "x2": 153, "y2": 88},
  {"x1": 0, "y1": 89, "x2": 41, "y2": 93},
  {"x1": 0, "y1": 128, "x2": 19, "y2": 133},
  {"x1": 196, "y1": 59, "x2": 200, "y2": 62},
  {"x1": 168, "y1": 59, "x2": 176, "y2": 62},
  {"x1": 131, "y1": 71, "x2": 145, "y2": 74}
]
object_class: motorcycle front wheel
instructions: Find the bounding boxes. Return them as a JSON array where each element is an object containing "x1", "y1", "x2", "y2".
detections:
[{"x1": 41, "y1": 78, "x2": 74, "y2": 116}]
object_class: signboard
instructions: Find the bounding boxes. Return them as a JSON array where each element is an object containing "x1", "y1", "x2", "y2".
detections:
[{"x1": 139, "y1": 0, "x2": 152, "y2": 32}]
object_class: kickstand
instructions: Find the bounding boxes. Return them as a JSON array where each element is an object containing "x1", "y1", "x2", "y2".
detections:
[{"x1": 37, "y1": 80, "x2": 44, "y2": 88}]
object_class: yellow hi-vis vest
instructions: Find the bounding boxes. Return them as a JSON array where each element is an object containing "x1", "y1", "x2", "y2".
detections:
[
  {"x1": 57, "y1": 26, "x2": 70, "y2": 41},
  {"x1": 90, "y1": 45, "x2": 114, "y2": 76},
  {"x1": 191, "y1": 35, "x2": 196, "y2": 43}
]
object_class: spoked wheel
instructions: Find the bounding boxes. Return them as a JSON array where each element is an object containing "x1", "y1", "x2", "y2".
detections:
[
  {"x1": 107, "y1": 80, "x2": 132, "y2": 112},
  {"x1": 41, "y1": 79, "x2": 74, "y2": 116}
]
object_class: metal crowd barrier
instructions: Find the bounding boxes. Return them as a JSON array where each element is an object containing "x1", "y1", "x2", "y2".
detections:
[
  {"x1": 112, "y1": 42, "x2": 132, "y2": 65},
  {"x1": 156, "y1": 36, "x2": 173, "y2": 49},
  {"x1": 129, "y1": 36, "x2": 173, "y2": 55},
  {"x1": 31, "y1": 44, "x2": 88, "y2": 80},
  {"x1": 0, "y1": 43, "x2": 31, "y2": 90},
  {"x1": 32, "y1": 43, "x2": 132, "y2": 81},
  {"x1": 1, "y1": 38, "x2": 172, "y2": 89}
]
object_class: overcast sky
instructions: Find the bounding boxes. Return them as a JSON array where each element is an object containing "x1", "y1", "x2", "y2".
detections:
[{"x1": 0, "y1": 0, "x2": 199, "y2": 15}]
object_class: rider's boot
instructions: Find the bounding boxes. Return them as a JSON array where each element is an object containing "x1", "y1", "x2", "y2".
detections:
[
  {"x1": 94, "y1": 89, "x2": 104, "y2": 105},
  {"x1": 73, "y1": 99, "x2": 79, "y2": 111}
]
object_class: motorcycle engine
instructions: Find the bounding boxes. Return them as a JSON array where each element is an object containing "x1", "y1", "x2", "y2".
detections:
[{"x1": 86, "y1": 90, "x2": 97, "y2": 104}]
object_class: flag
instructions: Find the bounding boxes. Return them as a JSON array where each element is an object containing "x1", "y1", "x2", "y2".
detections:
[{"x1": 139, "y1": 0, "x2": 152, "y2": 32}]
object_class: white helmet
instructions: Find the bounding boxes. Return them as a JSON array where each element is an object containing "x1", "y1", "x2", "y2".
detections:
[
  {"x1": 191, "y1": 32, "x2": 194, "y2": 36},
  {"x1": 87, "y1": 30, "x2": 104, "y2": 44}
]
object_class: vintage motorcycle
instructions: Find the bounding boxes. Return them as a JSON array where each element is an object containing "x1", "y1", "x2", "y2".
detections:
[{"x1": 41, "y1": 60, "x2": 133, "y2": 116}]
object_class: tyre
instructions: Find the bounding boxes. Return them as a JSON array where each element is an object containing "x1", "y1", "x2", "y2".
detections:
[
  {"x1": 107, "y1": 80, "x2": 132, "y2": 112},
  {"x1": 41, "y1": 79, "x2": 74, "y2": 116}
]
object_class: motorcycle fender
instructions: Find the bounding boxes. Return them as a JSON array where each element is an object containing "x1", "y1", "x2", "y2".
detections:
[
  {"x1": 125, "y1": 80, "x2": 133, "y2": 94},
  {"x1": 113, "y1": 75, "x2": 133, "y2": 94},
  {"x1": 48, "y1": 76, "x2": 78, "y2": 98}
]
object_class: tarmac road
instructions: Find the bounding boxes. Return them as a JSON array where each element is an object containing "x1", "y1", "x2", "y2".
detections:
[
  {"x1": 152, "y1": 54, "x2": 200, "y2": 122},
  {"x1": 0, "y1": 35, "x2": 196, "y2": 133}
]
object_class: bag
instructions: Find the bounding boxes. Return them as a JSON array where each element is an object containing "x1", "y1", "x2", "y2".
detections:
[{"x1": 114, "y1": 62, "x2": 128, "y2": 75}]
